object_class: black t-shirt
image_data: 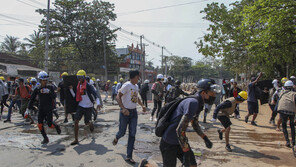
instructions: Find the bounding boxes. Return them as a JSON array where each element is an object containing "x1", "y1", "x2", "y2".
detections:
[{"x1": 28, "y1": 85, "x2": 56, "y2": 111}]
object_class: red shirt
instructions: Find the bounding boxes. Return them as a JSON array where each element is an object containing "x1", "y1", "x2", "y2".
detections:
[
  {"x1": 15, "y1": 85, "x2": 31, "y2": 99},
  {"x1": 233, "y1": 89, "x2": 238, "y2": 98}
]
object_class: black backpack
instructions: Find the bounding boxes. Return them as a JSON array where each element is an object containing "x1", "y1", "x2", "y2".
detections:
[{"x1": 155, "y1": 95, "x2": 197, "y2": 137}]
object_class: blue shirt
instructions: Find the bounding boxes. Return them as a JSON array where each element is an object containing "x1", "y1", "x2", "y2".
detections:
[
  {"x1": 247, "y1": 83, "x2": 257, "y2": 103},
  {"x1": 162, "y1": 95, "x2": 204, "y2": 145}
]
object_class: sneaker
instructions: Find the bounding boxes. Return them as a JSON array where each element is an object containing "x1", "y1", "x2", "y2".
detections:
[
  {"x1": 245, "y1": 116, "x2": 249, "y2": 123},
  {"x1": 251, "y1": 121, "x2": 257, "y2": 126},
  {"x1": 236, "y1": 115, "x2": 241, "y2": 119},
  {"x1": 286, "y1": 141, "x2": 292, "y2": 148},
  {"x1": 112, "y1": 138, "x2": 118, "y2": 146},
  {"x1": 4, "y1": 119, "x2": 11, "y2": 123},
  {"x1": 203, "y1": 117, "x2": 207, "y2": 123},
  {"x1": 225, "y1": 145, "x2": 232, "y2": 152},
  {"x1": 149, "y1": 117, "x2": 153, "y2": 121},
  {"x1": 56, "y1": 125, "x2": 61, "y2": 134},
  {"x1": 41, "y1": 137, "x2": 49, "y2": 144},
  {"x1": 293, "y1": 145, "x2": 296, "y2": 157},
  {"x1": 89, "y1": 122, "x2": 94, "y2": 132},
  {"x1": 63, "y1": 118, "x2": 68, "y2": 123},
  {"x1": 218, "y1": 130, "x2": 223, "y2": 140}
]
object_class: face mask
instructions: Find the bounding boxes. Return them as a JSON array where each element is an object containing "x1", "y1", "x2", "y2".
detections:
[{"x1": 204, "y1": 96, "x2": 216, "y2": 105}]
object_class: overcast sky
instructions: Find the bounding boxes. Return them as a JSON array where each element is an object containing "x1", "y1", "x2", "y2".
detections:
[{"x1": 0, "y1": 0, "x2": 237, "y2": 67}]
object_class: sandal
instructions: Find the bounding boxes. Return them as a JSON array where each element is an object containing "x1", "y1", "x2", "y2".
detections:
[
  {"x1": 125, "y1": 158, "x2": 136, "y2": 164},
  {"x1": 70, "y1": 140, "x2": 79, "y2": 145}
]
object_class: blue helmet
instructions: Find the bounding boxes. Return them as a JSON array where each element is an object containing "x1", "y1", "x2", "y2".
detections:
[{"x1": 38, "y1": 71, "x2": 49, "y2": 80}]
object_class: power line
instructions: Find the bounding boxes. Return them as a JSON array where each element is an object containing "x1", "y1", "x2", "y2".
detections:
[
  {"x1": 16, "y1": 0, "x2": 40, "y2": 9},
  {"x1": 117, "y1": 0, "x2": 209, "y2": 16},
  {"x1": 0, "y1": 18, "x2": 33, "y2": 27},
  {"x1": 27, "y1": 0, "x2": 46, "y2": 7},
  {"x1": 0, "y1": 13, "x2": 39, "y2": 26}
]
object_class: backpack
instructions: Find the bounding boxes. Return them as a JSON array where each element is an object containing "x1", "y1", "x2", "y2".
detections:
[
  {"x1": 165, "y1": 86, "x2": 177, "y2": 103},
  {"x1": 155, "y1": 95, "x2": 197, "y2": 137},
  {"x1": 17, "y1": 85, "x2": 30, "y2": 96}
]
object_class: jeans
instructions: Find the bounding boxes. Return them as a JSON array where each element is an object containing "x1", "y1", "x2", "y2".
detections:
[
  {"x1": 104, "y1": 91, "x2": 108, "y2": 101},
  {"x1": 7, "y1": 99, "x2": 21, "y2": 120},
  {"x1": 116, "y1": 109, "x2": 138, "y2": 158},
  {"x1": 234, "y1": 103, "x2": 240, "y2": 116},
  {"x1": 1, "y1": 94, "x2": 9, "y2": 114},
  {"x1": 151, "y1": 100, "x2": 162, "y2": 118}
]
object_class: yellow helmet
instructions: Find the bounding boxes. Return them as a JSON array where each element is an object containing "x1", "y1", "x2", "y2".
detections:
[
  {"x1": 238, "y1": 91, "x2": 248, "y2": 100},
  {"x1": 61, "y1": 72, "x2": 69, "y2": 77},
  {"x1": 281, "y1": 77, "x2": 288, "y2": 84},
  {"x1": 0, "y1": 76, "x2": 5, "y2": 81},
  {"x1": 107, "y1": 80, "x2": 111, "y2": 83},
  {"x1": 77, "y1": 70, "x2": 86, "y2": 76},
  {"x1": 91, "y1": 77, "x2": 96, "y2": 81},
  {"x1": 120, "y1": 78, "x2": 124, "y2": 82},
  {"x1": 114, "y1": 81, "x2": 118, "y2": 85}
]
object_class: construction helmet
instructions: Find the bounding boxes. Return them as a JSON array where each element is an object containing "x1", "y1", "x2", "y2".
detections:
[
  {"x1": 230, "y1": 79, "x2": 235, "y2": 83},
  {"x1": 30, "y1": 77, "x2": 37, "y2": 83},
  {"x1": 284, "y1": 80, "x2": 294, "y2": 87},
  {"x1": 61, "y1": 72, "x2": 69, "y2": 77},
  {"x1": 144, "y1": 80, "x2": 150, "y2": 84},
  {"x1": 290, "y1": 76, "x2": 296, "y2": 79},
  {"x1": 91, "y1": 77, "x2": 96, "y2": 81},
  {"x1": 38, "y1": 71, "x2": 49, "y2": 80},
  {"x1": 0, "y1": 76, "x2": 4, "y2": 81},
  {"x1": 281, "y1": 77, "x2": 288, "y2": 84},
  {"x1": 238, "y1": 91, "x2": 248, "y2": 100},
  {"x1": 120, "y1": 78, "x2": 124, "y2": 82},
  {"x1": 107, "y1": 80, "x2": 111, "y2": 83},
  {"x1": 157, "y1": 74, "x2": 164, "y2": 80},
  {"x1": 114, "y1": 81, "x2": 118, "y2": 85},
  {"x1": 197, "y1": 79, "x2": 221, "y2": 93},
  {"x1": 77, "y1": 70, "x2": 86, "y2": 76}
]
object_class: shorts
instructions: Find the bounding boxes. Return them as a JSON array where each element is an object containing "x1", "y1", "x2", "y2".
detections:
[
  {"x1": 160, "y1": 139, "x2": 197, "y2": 167},
  {"x1": 74, "y1": 106, "x2": 92, "y2": 124},
  {"x1": 248, "y1": 101, "x2": 259, "y2": 114},
  {"x1": 218, "y1": 115, "x2": 232, "y2": 128}
]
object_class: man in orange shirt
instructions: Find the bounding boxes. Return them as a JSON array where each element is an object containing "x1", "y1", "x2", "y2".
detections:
[{"x1": 15, "y1": 78, "x2": 34, "y2": 124}]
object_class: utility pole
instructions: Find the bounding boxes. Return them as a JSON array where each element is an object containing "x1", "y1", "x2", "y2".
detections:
[
  {"x1": 165, "y1": 56, "x2": 168, "y2": 77},
  {"x1": 161, "y1": 46, "x2": 164, "y2": 74},
  {"x1": 103, "y1": 29, "x2": 108, "y2": 81},
  {"x1": 140, "y1": 35, "x2": 144, "y2": 82},
  {"x1": 44, "y1": 0, "x2": 50, "y2": 72}
]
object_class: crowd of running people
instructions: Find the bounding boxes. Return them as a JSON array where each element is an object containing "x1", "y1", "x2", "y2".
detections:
[{"x1": 0, "y1": 70, "x2": 295, "y2": 167}]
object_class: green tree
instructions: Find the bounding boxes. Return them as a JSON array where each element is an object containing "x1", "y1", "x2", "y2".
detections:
[
  {"x1": 0, "y1": 35, "x2": 21, "y2": 54},
  {"x1": 36, "y1": 0, "x2": 118, "y2": 74}
]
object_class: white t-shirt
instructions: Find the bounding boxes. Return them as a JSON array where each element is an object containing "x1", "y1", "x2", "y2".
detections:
[{"x1": 118, "y1": 81, "x2": 139, "y2": 109}]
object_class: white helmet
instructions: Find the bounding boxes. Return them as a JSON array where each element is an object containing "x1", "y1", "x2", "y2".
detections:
[
  {"x1": 144, "y1": 80, "x2": 150, "y2": 84},
  {"x1": 157, "y1": 74, "x2": 164, "y2": 80},
  {"x1": 38, "y1": 71, "x2": 49, "y2": 80},
  {"x1": 96, "y1": 79, "x2": 100, "y2": 82},
  {"x1": 30, "y1": 78, "x2": 37, "y2": 83},
  {"x1": 290, "y1": 76, "x2": 296, "y2": 79},
  {"x1": 284, "y1": 80, "x2": 294, "y2": 87},
  {"x1": 230, "y1": 79, "x2": 235, "y2": 83},
  {"x1": 163, "y1": 78, "x2": 168, "y2": 83},
  {"x1": 272, "y1": 79, "x2": 278, "y2": 84},
  {"x1": 89, "y1": 79, "x2": 94, "y2": 85}
]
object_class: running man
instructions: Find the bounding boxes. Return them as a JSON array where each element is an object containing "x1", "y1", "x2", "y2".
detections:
[
  {"x1": 212, "y1": 91, "x2": 248, "y2": 152},
  {"x1": 28, "y1": 71, "x2": 61, "y2": 144}
]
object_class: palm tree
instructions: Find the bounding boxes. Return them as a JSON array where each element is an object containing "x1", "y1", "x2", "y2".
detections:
[
  {"x1": 24, "y1": 30, "x2": 44, "y2": 49},
  {"x1": 0, "y1": 35, "x2": 21, "y2": 54}
]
